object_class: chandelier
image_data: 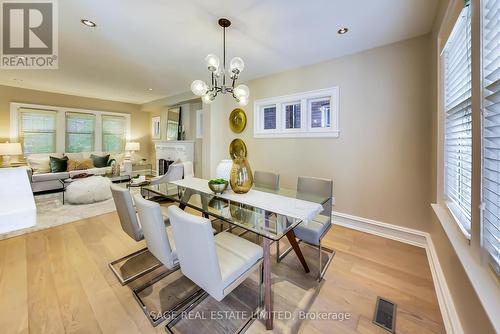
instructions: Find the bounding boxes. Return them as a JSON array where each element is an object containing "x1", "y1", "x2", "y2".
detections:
[{"x1": 190, "y1": 18, "x2": 249, "y2": 106}]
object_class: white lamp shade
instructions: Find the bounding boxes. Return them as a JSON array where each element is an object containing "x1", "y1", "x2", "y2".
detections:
[
  {"x1": 230, "y1": 57, "x2": 245, "y2": 73},
  {"x1": 233, "y1": 84, "x2": 250, "y2": 98},
  {"x1": 205, "y1": 54, "x2": 220, "y2": 72},
  {"x1": 125, "y1": 142, "x2": 140, "y2": 151},
  {"x1": 237, "y1": 96, "x2": 249, "y2": 106},
  {"x1": 0, "y1": 142, "x2": 22, "y2": 155},
  {"x1": 202, "y1": 93, "x2": 215, "y2": 104},
  {"x1": 191, "y1": 80, "x2": 208, "y2": 96}
]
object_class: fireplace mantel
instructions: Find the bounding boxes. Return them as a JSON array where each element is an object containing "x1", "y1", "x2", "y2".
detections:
[{"x1": 154, "y1": 140, "x2": 195, "y2": 175}]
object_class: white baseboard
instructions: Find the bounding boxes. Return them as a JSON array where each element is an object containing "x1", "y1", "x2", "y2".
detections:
[{"x1": 331, "y1": 211, "x2": 464, "y2": 334}]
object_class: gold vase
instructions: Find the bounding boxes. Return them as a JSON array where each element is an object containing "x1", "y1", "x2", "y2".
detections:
[{"x1": 229, "y1": 157, "x2": 253, "y2": 194}]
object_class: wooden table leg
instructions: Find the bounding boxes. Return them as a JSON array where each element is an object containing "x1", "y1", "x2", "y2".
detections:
[
  {"x1": 285, "y1": 230, "x2": 310, "y2": 273},
  {"x1": 262, "y1": 237, "x2": 273, "y2": 330}
]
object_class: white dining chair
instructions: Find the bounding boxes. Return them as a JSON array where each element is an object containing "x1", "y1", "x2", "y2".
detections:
[
  {"x1": 149, "y1": 162, "x2": 185, "y2": 186},
  {"x1": 168, "y1": 205, "x2": 264, "y2": 303},
  {"x1": 132, "y1": 194, "x2": 198, "y2": 326},
  {"x1": 134, "y1": 194, "x2": 178, "y2": 270},
  {"x1": 254, "y1": 170, "x2": 280, "y2": 190},
  {"x1": 108, "y1": 184, "x2": 164, "y2": 285},
  {"x1": 276, "y1": 176, "x2": 335, "y2": 281}
]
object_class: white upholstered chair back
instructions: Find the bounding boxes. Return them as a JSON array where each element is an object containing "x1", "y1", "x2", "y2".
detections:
[
  {"x1": 111, "y1": 184, "x2": 143, "y2": 241},
  {"x1": 149, "y1": 162, "x2": 192, "y2": 185},
  {"x1": 182, "y1": 161, "x2": 194, "y2": 178},
  {"x1": 168, "y1": 206, "x2": 223, "y2": 297},
  {"x1": 134, "y1": 194, "x2": 177, "y2": 269}
]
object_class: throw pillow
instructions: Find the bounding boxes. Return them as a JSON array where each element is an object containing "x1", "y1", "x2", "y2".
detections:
[
  {"x1": 90, "y1": 154, "x2": 110, "y2": 168},
  {"x1": 67, "y1": 159, "x2": 94, "y2": 171},
  {"x1": 49, "y1": 156, "x2": 68, "y2": 173},
  {"x1": 27, "y1": 156, "x2": 50, "y2": 173}
]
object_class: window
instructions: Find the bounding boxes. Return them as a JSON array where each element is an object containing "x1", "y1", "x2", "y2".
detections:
[
  {"x1": 12, "y1": 103, "x2": 131, "y2": 154},
  {"x1": 254, "y1": 87, "x2": 339, "y2": 138},
  {"x1": 443, "y1": 4, "x2": 472, "y2": 237},
  {"x1": 263, "y1": 106, "x2": 277, "y2": 130},
  {"x1": 481, "y1": 0, "x2": 499, "y2": 274},
  {"x1": 284, "y1": 102, "x2": 301, "y2": 129},
  {"x1": 309, "y1": 98, "x2": 331, "y2": 129},
  {"x1": 18, "y1": 109, "x2": 57, "y2": 154},
  {"x1": 65, "y1": 113, "x2": 95, "y2": 153},
  {"x1": 102, "y1": 115, "x2": 126, "y2": 152}
]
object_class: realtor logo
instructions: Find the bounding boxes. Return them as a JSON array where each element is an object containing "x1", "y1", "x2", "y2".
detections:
[{"x1": 1, "y1": 0, "x2": 58, "y2": 69}]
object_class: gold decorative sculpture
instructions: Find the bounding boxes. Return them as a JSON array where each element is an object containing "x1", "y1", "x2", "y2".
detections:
[
  {"x1": 229, "y1": 108, "x2": 247, "y2": 133},
  {"x1": 229, "y1": 138, "x2": 253, "y2": 193}
]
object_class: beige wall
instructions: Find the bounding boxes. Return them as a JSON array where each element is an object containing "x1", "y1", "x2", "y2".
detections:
[
  {"x1": 0, "y1": 85, "x2": 151, "y2": 160},
  {"x1": 207, "y1": 35, "x2": 434, "y2": 231}
]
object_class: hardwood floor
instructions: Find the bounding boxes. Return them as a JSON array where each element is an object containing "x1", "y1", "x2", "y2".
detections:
[{"x1": 0, "y1": 210, "x2": 445, "y2": 334}]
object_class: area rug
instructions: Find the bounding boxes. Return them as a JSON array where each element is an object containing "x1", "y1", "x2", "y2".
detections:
[
  {"x1": 131, "y1": 229, "x2": 331, "y2": 334},
  {"x1": 0, "y1": 187, "x2": 139, "y2": 241}
]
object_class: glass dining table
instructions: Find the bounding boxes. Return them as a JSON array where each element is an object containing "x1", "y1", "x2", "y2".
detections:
[{"x1": 142, "y1": 181, "x2": 332, "y2": 330}]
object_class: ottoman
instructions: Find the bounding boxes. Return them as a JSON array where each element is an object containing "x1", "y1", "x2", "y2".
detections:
[{"x1": 65, "y1": 176, "x2": 112, "y2": 204}]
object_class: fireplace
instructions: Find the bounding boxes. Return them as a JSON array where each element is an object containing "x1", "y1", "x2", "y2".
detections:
[{"x1": 154, "y1": 140, "x2": 195, "y2": 175}]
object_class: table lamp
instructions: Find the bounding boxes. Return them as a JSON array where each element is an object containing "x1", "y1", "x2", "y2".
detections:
[
  {"x1": 0, "y1": 142, "x2": 23, "y2": 167},
  {"x1": 125, "y1": 142, "x2": 140, "y2": 162}
]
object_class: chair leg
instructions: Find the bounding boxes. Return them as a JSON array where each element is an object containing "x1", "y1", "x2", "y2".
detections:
[
  {"x1": 108, "y1": 247, "x2": 162, "y2": 285},
  {"x1": 317, "y1": 241, "x2": 335, "y2": 282},
  {"x1": 164, "y1": 289, "x2": 209, "y2": 333},
  {"x1": 133, "y1": 265, "x2": 207, "y2": 327}
]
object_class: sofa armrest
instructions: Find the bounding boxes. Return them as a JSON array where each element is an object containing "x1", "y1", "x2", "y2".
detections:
[{"x1": 26, "y1": 168, "x2": 33, "y2": 183}]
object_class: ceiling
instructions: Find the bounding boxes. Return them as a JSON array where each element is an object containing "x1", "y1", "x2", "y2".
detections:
[{"x1": 0, "y1": 0, "x2": 439, "y2": 104}]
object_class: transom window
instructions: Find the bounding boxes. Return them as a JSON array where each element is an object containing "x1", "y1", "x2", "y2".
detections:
[
  {"x1": 263, "y1": 106, "x2": 277, "y2": 130},
  {"x1": 284, "y1": 102, "x2": 301, "y2": 129},
  {"x1": 254, "y1": 87, "x2": 339, "y2": 138}
]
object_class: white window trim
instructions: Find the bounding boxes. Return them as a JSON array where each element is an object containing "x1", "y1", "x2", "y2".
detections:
[
  {"x1": 253, "y1": 87, "x2": 340, "y2": 138},
  {"x1": 10, "y1": 102, "x2": 131, "y2": 154}
]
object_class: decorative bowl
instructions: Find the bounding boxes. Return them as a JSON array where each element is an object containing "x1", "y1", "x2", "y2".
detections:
[{"x1": 208, "y1": 179, "x2": 228, "y2": 194}]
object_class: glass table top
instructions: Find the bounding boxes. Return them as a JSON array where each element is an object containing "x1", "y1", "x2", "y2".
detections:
[{"x1": 143, "y1": 182, "x2": 332, "y2": 241}]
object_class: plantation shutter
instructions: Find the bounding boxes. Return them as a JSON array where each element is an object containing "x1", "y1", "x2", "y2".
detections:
[
  {"x1": 18, "y1": 108, "x2": 57, "y2": 154},
  {"x1": 102, "y1": 115, "x2": 126, "y2": 152},
  {"x1": 65, "y1": 112, "x2": 95, "y2": 153},
  {"x1": 481, "y1": 0, "x2": 500, "y2": 274},
  {"x1": 443, "y1": 5, "x2": 473, "y2": 237}
]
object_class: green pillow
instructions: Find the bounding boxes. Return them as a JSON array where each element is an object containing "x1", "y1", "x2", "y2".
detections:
[
  {"x1": 91, "y1": 154, "x2": 110, "y2": 168},
  {"x1": 49, "y1": 156, "x2": 68, "y2": 173}
]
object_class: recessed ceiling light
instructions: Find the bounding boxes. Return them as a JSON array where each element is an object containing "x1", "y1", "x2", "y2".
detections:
[
  {"x1": 81, "y1": 19, "x2": 96, "y2": 27},
  {"x1": 337, "y1": 27, "x2": 349, "y2": 34},
  {"x1": 147, "y1": 88, "x2": 153, "y2": 91}
]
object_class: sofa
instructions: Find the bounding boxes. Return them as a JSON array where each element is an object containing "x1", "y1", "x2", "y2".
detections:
[{"x1": 27, "y1": 152, "x2": 130, "y2": 193}]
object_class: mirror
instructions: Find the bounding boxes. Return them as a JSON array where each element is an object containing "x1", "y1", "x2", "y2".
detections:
[{"x1": 166, "y1": 107, "x2": 181, "y2": 141}]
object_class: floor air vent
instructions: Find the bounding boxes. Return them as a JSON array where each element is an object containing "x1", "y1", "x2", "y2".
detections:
[{"x1": 373, "y1": 297, "x2": 396, "y2": 332}]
